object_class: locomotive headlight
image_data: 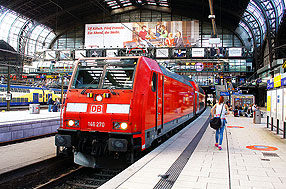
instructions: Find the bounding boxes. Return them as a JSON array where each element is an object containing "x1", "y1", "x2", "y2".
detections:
[
  {"x1": 95, "y1": 95, "x2": 103, "y2": 101},
  {"x1": 120, "y1": 122, "x2": 128, "y2": 130},
  {"x1": 67, "y1": 120, "x2": 79, "y2": 127},
  {"x1": 67, "y1": 120, "x2": 75, "y2": 127}
]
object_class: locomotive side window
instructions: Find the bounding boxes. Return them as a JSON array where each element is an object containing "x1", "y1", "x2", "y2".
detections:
[{"x1": 151, "y1": 73, "x2": 157, "y2": 92}]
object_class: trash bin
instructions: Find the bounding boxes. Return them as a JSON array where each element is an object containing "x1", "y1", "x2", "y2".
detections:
[
  {"x1": 29, "y1": 104, "x2": 40, "y2": 114},
  {"x1": 253, "y1": 109, "x2": 261, "y2": 124}
]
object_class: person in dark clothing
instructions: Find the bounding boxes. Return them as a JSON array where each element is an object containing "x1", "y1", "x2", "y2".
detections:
[
  {"x1": 48, "y1": 96, "x2": 53, "y2": 112},
  {"x1": 53, "y1": 98, "x2": 60, "y2": 112},
  {"x1": 234, "y1": 106, "x2": 239, "y2": 117}
]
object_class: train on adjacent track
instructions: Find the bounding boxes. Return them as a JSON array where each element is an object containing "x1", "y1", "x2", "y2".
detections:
[
  {"x1": 0, "y1": 84, "x2": 65, "y2": 106},
  {"x1": 55, "y1": 56, "x2": 205, "y2": 168}
]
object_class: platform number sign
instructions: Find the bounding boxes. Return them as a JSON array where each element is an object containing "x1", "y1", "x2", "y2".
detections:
[{"x1": 91, "y1": 105, "x2": 103, "y2": 113}]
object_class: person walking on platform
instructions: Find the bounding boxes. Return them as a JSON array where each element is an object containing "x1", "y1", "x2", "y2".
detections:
[
  {"x1": 48, "y1": 96, "x2": 53, "y2": 112},
  {"x1": 53, "y1": 98, "x2": 60, "y2": 112},
  {"x1": 211, "y1": 96, "x2": 230, "y2": 150}
]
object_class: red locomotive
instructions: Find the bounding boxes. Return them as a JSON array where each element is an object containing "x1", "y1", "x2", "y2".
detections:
[{"x1": 55, "y1": 56, "x2": 205, "y2": 167}]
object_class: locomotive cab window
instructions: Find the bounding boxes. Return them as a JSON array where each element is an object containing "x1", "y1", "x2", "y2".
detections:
[
  {"x1": 71, "y1": 58, "x2": 137, "y2": 89},
  {"x1": 151, "y1": 73, "x2": 157, "y2": 92},
  {"x1": 102, "y1": 65, "x2": 136, "y2": 89}
]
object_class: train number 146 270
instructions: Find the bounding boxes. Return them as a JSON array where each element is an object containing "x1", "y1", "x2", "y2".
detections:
[{"x1": 88, "y1": 122, "x2": 105, "y2": 127}]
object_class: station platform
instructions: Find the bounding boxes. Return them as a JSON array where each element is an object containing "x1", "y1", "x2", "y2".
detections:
[
  {"x1": 0, "y1": 110, "x2": 60, "y2": 143},
  {"x1": 0, "y1": 109, "x2": 60, "y2": 124},
  {"x1": 100, "y1": 108, "x2": 286, "y2": 189},
  {"x1": 0, "y1": 136, "x2": 55, "y2": 174}
]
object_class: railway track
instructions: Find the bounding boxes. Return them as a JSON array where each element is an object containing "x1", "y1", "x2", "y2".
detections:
[
  {"x1": 0, "y1": 156, "x2": 76, "y2": 189},
  {"x1": 1, "y1": 109, "x2": 206, "y2": 189},
  {"x1": 36, "y1": 167, "x2": 124, "y2": 189}
]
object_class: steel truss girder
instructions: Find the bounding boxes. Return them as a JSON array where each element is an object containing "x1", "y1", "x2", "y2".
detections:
[{"x1": 244, "y1": 9, "x2": 263, "y2": 46}]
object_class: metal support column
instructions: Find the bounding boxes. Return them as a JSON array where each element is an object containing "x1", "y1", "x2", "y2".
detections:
[
  {"x1": 271, "y1": 117, "x2": 273, "y2": 131},
  {"x1": 61, "y1": 74, "x2": 64, "y2": 104},
  {"x1": 7, "y1": 66, "x2": 11, "y2": 111},
  {"x1": 283, "y1": 122, "x2": 286, "y2": 138},
  {"x1": 277, "y1": 119, "x2": 279, "y2": 134}
]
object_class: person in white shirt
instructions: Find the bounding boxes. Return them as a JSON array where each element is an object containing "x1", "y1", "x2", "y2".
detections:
[{"x1": 211, "y1": 96, "x2": 230, "y2": 150}]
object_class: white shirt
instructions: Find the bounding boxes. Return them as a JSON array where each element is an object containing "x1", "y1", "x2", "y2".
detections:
[{"x1": 215, "y1": 103, "x2": 226, "y2": 119}]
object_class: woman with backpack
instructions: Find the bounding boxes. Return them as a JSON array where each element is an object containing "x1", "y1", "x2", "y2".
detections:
[{"x1": 211, "y1": 96, "x2": 230, "y2": 150}]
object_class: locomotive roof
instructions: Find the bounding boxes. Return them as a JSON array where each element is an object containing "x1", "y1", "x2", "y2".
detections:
[
  {"x1": 181, "y1": 75, "x2": 204, "y2": 94},
  {"x1": 159, "y1": 65, "x2": 193, "y2": 89}
]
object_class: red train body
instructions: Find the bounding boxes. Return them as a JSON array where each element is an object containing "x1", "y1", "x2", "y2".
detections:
[{"x1": 55, "y1": 57, "x2": 205, "y2": 167}]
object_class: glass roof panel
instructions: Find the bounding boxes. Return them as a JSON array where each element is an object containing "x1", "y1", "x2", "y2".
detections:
[
  {"x1": 272, "y1": 0, "x2": 285, "y2": 24},
  {"x1": 248, "y1": 1, "x2": 266, "y2": 34},
  {"x1": 239, "y1": 21, "x2": 252, "y2": 36},
  {"x1": 0, "y1": 6, "x2": 55, "y2": 56}
]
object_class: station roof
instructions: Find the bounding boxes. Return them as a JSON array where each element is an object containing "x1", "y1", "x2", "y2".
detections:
[{"x1": 0, "y1": 0, "x2": 285, "y2": 54}]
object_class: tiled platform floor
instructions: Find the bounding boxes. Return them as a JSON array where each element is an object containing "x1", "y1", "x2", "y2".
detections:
[
  {"x1": 101, "y1": 110, "x2": 286, "y2": 189},
  {"x1": 0, "y1": 109, "x2": 60, "y2": 124}
]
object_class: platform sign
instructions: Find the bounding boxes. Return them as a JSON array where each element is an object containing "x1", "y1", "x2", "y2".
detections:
[
  {"x1": 220, "y1": 91, "x2": 230, "y2": 96},
  {"x1": 267, "y1": 79, "x2": 274, "y2": 89},
  {"x1": 192, "y1": 48, "x2": 205, "y2": 57},
  {"x1": 156, "y1": 48, "x2": 169, "y2": 58},
  {"x1": 271, "y1": 90, "x2": 277, "y2": 119},
  {"x1": 267, "y1": 91, "x2": 271, "y2": 116},
  {"x1": 74, "y1": 50, "x2": 86, "y2": 59},
  {"x1": 45, "y1": 50, "x2": 56, "y2": 60},
  {"x1": 281, "y1": 73, "x2": 286, "y2": 86},
  {"x1": 274, "y1": 75, "x2": 281, "y2": 88},
  {"x1": 277, "y1": 88, "x2": 283, "y2": 121},
  {"x1": 282, "y1": 60, "x2": 286, "y2": 68},
  {"x1": 106, "y1": 50, "x2": 118, "y2": 57},
  {"x1": 228, "y1": 48, "x2": 242, "y2": 57},
  {"x1": 5, "y1": 93, "x2": 12, "y2": 101}
]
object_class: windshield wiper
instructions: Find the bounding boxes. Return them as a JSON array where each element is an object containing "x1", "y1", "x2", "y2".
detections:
[
  {"x1": 80, "y1": 79, "x2": 98, "y2": 94},
  {"x1": 107, "y1": 86, "x2": 117, "y2": 95}
]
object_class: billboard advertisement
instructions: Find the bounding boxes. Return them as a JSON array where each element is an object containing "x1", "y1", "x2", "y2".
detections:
[{"x1": 85, "y1": 21, "x2": 200, "y2": 48}]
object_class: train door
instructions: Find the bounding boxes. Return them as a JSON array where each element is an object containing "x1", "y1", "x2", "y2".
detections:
[
  {"x1": 156, "y1": 74, "x2": 164, "y2": 135},
  {"x1": 194, "y1": 91, "x2": 197, "y2": 115},
  {"x1": 33, "y1": 93, "x2": 39, "y2": 103},
  {"x1": 197, "y1": 92, "x2": 200, "y2": 114},
  {"x1": 47, "y1": 93, "x2": 52, "y2": 100}
]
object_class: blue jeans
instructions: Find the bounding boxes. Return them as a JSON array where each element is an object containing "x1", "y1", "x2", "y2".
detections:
[
  {"x1": 48, "y1": 104, "x2": 53, "y2": 112},
  {"x1": 215, "y1": 119, "x2": 226, "y2": 145}
]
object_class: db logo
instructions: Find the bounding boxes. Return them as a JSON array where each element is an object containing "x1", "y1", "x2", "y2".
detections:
[{"x1": 91, "y1": 105, "x2": 103, "y2": 113}]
